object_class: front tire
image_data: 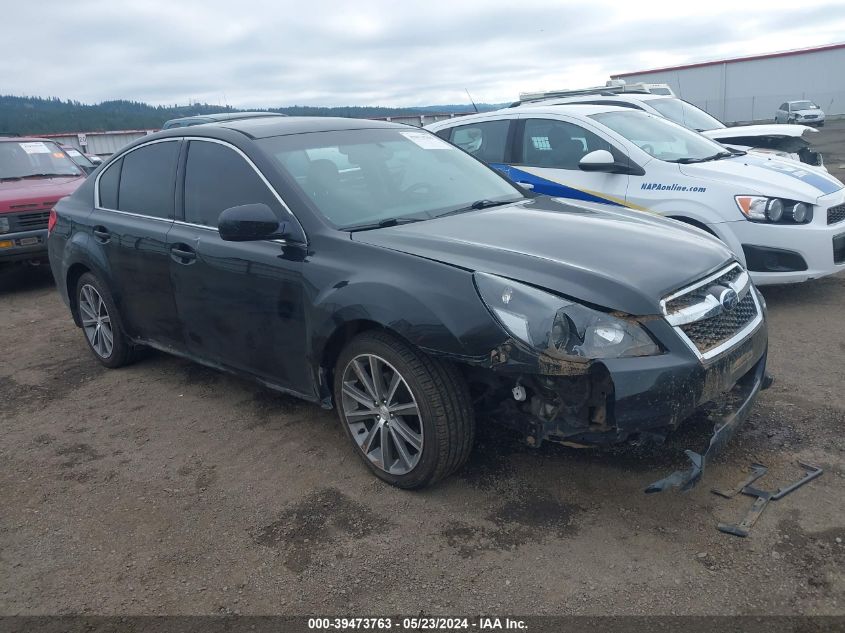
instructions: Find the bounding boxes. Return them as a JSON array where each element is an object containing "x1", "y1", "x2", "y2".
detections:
[
  {"x1": 333, "y1": 330, "x2": 474, "y2": 489},
  {"x1": 75, "y1": 272, "x2": 136, "y2": 368}
]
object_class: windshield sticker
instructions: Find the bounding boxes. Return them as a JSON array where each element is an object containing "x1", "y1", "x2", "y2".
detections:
[
  {"x1": 19, "y1": 142, "x2": 51, "y2": 154},
  {"x1": 400, "y1": 131, "x2": 452, "y2": 150},
  {"x1": 641, "y1": 182, "x2": 707, "y2": 193}
]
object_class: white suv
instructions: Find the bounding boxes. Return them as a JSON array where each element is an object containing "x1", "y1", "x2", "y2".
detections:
[{"x1": 426, "y1": 104, "x2": 845, "y2": 285}]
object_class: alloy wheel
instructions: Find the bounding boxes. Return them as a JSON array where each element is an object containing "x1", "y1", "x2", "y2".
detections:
[
  {"x1": 340, "y1": 353, "x2": 423, "y2": 475},
  {"x1": 79, "y1": 283, "x2": 114, "y2": 359}
]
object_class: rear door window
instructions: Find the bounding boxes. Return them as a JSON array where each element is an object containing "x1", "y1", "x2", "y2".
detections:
[
  {"x1": 447, "y1": 120, "x2": 510, "y2": 163},
  {"x1": 183, "y1": 141, "x2": 277, "y2": 228},
  {"x1": 117, "y1": 141, "x2": 179, "y2": 218}
]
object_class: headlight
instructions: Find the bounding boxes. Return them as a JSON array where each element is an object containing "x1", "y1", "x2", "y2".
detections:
[
  {"x1": 735, "y1": 196, "x2": 812, "y2": 224},
  {"x1": 789, "y1": 202, "x2": 812, "y2": 223},
  {"x1": 474, "y1": 272, "x2": 661, "y2": 360},
  {"x1": 0, "y1": 217, "x2": 9, "y2": 234}
]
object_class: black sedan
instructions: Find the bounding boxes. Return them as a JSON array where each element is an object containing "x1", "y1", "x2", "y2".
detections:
[{"x1": 47, "y1": 117, "x2": 769, "y2": 489}]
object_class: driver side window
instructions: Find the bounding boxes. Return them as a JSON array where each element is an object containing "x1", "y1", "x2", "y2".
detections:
[
  {"x1": 520, "y1": 119, "x2": 613, "y2": 170},
  {"x1": 183, "y1": 141, "x2": 278, "y2": 228}
]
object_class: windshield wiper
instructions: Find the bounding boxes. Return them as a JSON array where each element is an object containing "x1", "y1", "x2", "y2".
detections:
[
  {"x1": 436, "y1": 198, "x2": 517, "y2": 219},
  {"x1": 671, "y1": 151, "x2": 735, "y2": 164},
  {"x1": 20, "y1": 173, "x2": 78, "y2": 179},
  {"x1": 346, "y1": 217, "x2": 425, "y2": 232}
]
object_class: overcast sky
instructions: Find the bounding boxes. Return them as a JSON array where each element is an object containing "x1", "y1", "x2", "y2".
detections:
[{"x1": 5, "y1": 0, "x2": 845, "y2": 108}]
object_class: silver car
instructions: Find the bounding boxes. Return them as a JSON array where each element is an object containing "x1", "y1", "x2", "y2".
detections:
[{"x1": 775, "y1": 100, "x2": 825, "y2": 126}]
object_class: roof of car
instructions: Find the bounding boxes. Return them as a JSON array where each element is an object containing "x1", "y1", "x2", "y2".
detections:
[
  {"x1": 214, "y1": 116, "x2": 408, "y2": 138},
  {"x1": 165, "y1": 111, "x2": 287, "y2": 125},
  {"x1": 428, "y1": 103, "x2": 634, "y2": 129},
  {"x1": 534, "y1": 93, "x2": 666, "y2": 106}
]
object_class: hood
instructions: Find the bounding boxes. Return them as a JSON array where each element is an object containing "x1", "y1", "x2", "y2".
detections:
[
  {"x1": 678, "y1": 153, "x2": 843, "y2": 201},
  {"x1": 0, "y1": 175, "x2": 85, "y2": 213},
  {"x1": 703, "y1": 124, "x2": 815, "y2": 142},
  {"x1": 792, "y1": 109, "x2": 823, "y2": 117},
  {"x1": 351, "y1": 197, "x2": 734, "y2": 316}
]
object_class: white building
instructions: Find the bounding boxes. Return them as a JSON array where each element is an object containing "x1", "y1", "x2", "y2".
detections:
[{"x1": 610, "y1": 43, "x2": 845, "y2": 124}]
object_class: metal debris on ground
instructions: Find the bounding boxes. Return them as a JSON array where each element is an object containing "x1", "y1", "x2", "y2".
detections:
[{"x1": 714, "y1": 461, "x2": 823, "y2": 537}]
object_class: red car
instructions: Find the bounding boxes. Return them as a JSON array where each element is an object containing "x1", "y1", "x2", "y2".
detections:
[{"x1": 0, "y1": 138, "x2": 87, "y2": 269}]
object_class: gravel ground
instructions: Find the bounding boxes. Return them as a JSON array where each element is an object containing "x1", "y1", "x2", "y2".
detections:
[{"x1": 1, "y1": 130, "x2": 845, "y2": 616}]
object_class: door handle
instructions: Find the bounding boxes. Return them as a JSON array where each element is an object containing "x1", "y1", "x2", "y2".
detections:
[
  {"x1": 170, "y1": 244, "x2": 197, "y2": 264},
  {"x1": 515, "y1": 181, "x2": 535, "y2": 190},
  {"x1": 92, "y1": 226, "x2": 110, "y2": 243}
]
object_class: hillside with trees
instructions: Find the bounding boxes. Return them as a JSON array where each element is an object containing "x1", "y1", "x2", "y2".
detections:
[{"x1": 0, "y1": 95, "x2": 500, "y2": 135}]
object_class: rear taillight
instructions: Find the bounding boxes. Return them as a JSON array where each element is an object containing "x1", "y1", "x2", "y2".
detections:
[{"x1": 47, "y1": 208, "x2": 57, "y2": 234}]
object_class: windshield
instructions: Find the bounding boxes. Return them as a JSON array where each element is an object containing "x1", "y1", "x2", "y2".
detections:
[
  {"x1": 63, "y1": 147, "x2": 95, "y2": 168},
  {"x1": 646, "y1": 98, "x2": 725, "y2": 131},
  {"x1": 0, "y1": 141, "x2": 83, "y2": 179},
  {"x1": 791, "y1": 101, "x2": 818, "y2": 110},
  {"x1": 259, "y1": 128, "x2": 524, "y2": 229},
  {"x1": 591, "y1": 111, "x2": 729, "y2": 163}
]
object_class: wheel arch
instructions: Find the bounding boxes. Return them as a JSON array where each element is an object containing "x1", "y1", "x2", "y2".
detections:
[
  {"x1": 667, "y1": 215, "x2": 717, "y2": 236},
  {"x1": 66, "y1": 262, "x2": 93, "y2": 327},
  {"x1": 318, "y1": 319, "x2": 385, "y2": 399}
]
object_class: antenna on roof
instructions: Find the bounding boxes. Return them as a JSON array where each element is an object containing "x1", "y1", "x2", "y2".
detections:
[{"x1": 465, "y1": 89, "x2": 479, "y2": 113}]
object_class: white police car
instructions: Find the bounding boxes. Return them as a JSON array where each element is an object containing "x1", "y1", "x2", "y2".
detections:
[{"x1": 426, "y1": 104, "x2": 845, "y2": 285}]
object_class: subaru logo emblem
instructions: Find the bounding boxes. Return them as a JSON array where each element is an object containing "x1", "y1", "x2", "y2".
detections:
[
  {"x1": 719, "y1": 288, "x2": 738, "y2": 311},
  {"x1": 708, "y1": 285, "x2": 738, "y2": 312}
]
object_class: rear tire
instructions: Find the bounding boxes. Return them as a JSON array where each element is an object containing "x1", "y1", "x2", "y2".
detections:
[
  {"x1": 75, "y1": 272, "x2": 136, "y2": 368},
  {"x1": 333, "y1": 330, "x2": 474, "y2": 489}
]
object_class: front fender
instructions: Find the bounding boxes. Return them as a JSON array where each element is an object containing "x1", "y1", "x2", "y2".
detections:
[{"x1": 310, "y1": 270, "x2": 505, "y2": 366}]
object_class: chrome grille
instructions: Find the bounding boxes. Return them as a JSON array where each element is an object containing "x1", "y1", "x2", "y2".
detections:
[
  {"x1": 664, "y1": 266, "x2": 742, "y2": 313},
  {"x1": 828, "y1": 204, "x2": 845, "y2": 225},
  {"x1": 661, "y1": 263, "x2": 763, "y2": 360},
  {"x1": 679, "y1": 292, "x2": 758, "y2": 353}
]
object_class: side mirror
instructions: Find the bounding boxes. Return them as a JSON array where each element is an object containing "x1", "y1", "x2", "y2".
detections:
[
  {"x1": 579, "y1": 149, "x2": 618, "y2": 172},
  {"x1": 218, "y1": 203, "x2": 290, "y2": 242},
  {"x1": 579, "y1": 149, "x2": 643, "y2": 175}
]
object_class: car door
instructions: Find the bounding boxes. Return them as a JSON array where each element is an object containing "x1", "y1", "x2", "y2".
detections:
[
  {"x1": 776, "y1": 103, "x2": 788, "y2": 123},
  {"x1": 89, "y1": 139, "x2": 183, "y2": 347},
  {"x1": 167, "y1": 138, "x2": 310, "y2": 394},
  {"x1": 511, "y1": 116, "x2": 631, "y2": 207},
  {"x1": 436, "y1": 118, "x2": 515, "y2": 179}
]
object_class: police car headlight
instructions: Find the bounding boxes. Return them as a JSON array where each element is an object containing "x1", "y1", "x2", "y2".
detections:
[
  {"x1": 735, "y1": 196, "x2": 811, "y2": 224},
  {"x1": 474, "y1": 272, "x2": 661, "y2": 360},
  {"x1": 0, "y1": 217, "x2": 9, "y2": 234}
]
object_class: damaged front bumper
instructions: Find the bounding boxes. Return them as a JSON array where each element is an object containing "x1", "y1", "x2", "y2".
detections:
[
  {"x1": 644, "y1": 351, "x2": 769, "y2": 493},
  {"x1": 476, "y1": 312, "x2": 769, "y2": 486}
]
